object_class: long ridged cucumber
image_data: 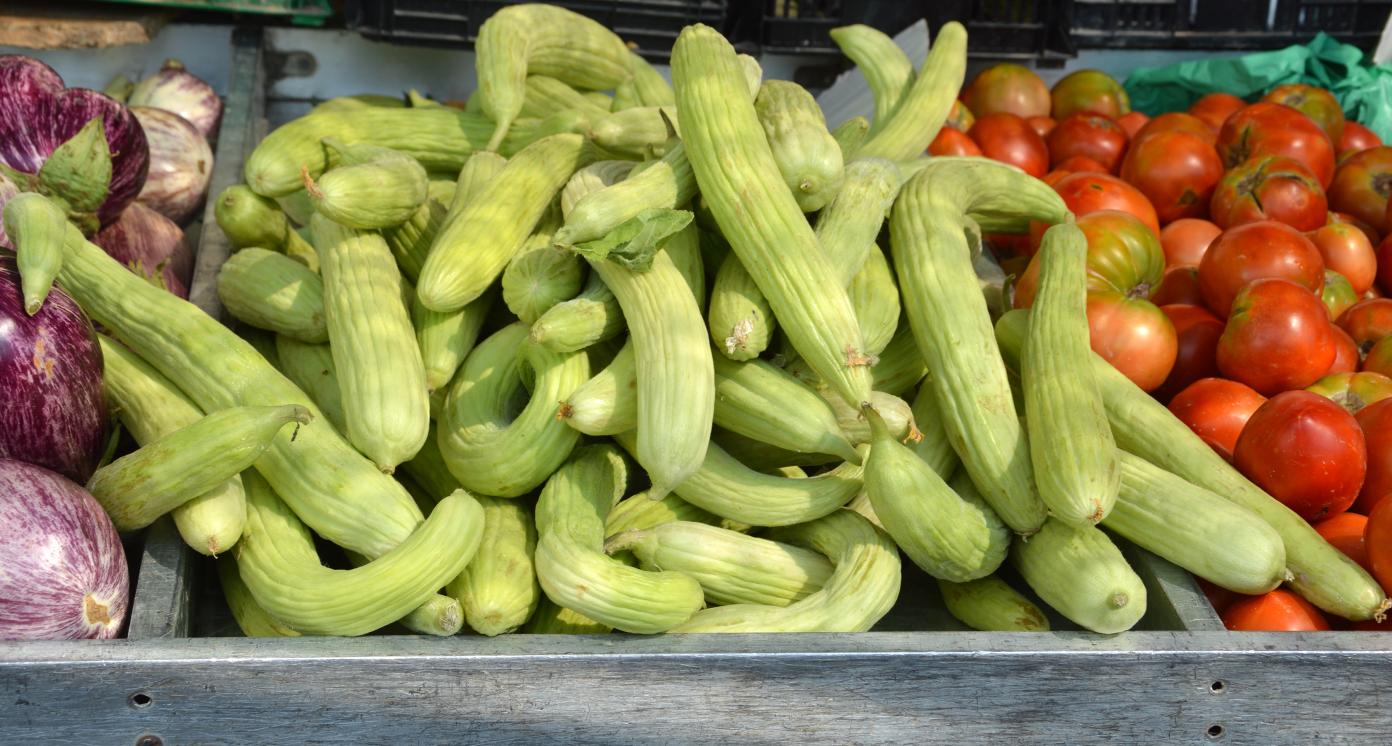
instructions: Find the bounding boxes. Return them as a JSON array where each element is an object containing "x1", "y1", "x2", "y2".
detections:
[
  {"x1": 862, "y1": 409, "x2": 1009, "y2": 582},
  {"x1": 588, "y1": 106, "x2": 675, "y2": 159},
  {"x1": 854, "y1": 22, "x2": 966, "y2": 162},
  {"x1": 674, "y1": 24, "x2": 872, "y2": 409},
  {"x1": 615, "y1": 431, "x2": 863, "y2": 527},
  {"x1": 870, "y1": 325, "x2": 928, "y2": 398},
  {"x1": 909, "y1": 379, "x2": 959, "y2": 479},
  {"x1": 938, "y1": 576, "x2": 1050, "y2": 632},
  {"x1": 474, "y1": 4, "x2": 632, "y2": 151},
  {"x1": 98, "y1": 335, "x2": 246, "y2": 556},
  {"x1": 710, "y1": 429, "x2": 843, "y2": 472},
  {"x1": 1024, "y1": 223, "x2": 1119, "y2": 526},
  {"x1": 272, "y1": 336, "x2": 346, "y2": 435},
  {"x1": 414, "y1": 288, "x2": 494, "y2": 393},
  {"x1": 399, "y1": 434, "x2": 461, "y2": 502},
  {"x1": 553, "y1": 143, "x2": 697, "y2": 248},
  {"x1": 815, "y1": 158, "x2": 901, "y2": 284},
  {"x1": 87, "y1": 404, "x2": 311, "y2": 532},
  {"x1": 823, "y1": 389, "x2": 916, "y2": 446},
  {"x1": 312, "y1": 215, "x2": 429, "y2": 472},
  {"x1": 993, "y1": 309, "x2": 1389, "y2": 621},
  {"x1": 214, "y1": 185, "x2": 320, "y2": 270},
  {"x1": 831, "y1": 116, "x2": 870, "y2": 159},
  {"x1": 711, "y1": 354, "x2": 861, "y2": 464},
  {"x1": 235, "y1": 472, "x2": 482, "y2": 636},
  {"x1": 383, "y1": 200, "x2": 446, "y2": 284},
  {"x1": 305, "y1": 140, "x2": 428, "y2": 230},
  {"x1": 670, "y1": 510, "x2": 900, "y2": 632},
  {"x1": 846, "y1": 244, "x2": 899, "y2": 357},
  {"x1": 417, "y1": 134, "x2": 591, "y2": 313},
  {"x1": 559, "y1": 160, "x2": 633, "y2": 217},
  {"x1": 559, "y1": 337, "x2": 636, "y2": 436},
  {"x1": 4, "y1": 192, "x2": 67, "y2": 314},
  {"x1": 707, "y1": 254, "x2": 775, "y2": 360},
  {"x1": 534, "y1": 445, "x2": 705, "y2": 633},
  {"x1": 525, "y1": 596, "x2": 610, "y2": 634},
  {"x1": 604, "y1": 490, "x2": 724, "y2": 536},
  {"x1": 521, "y1": 75, "x2": 612, "y2": 121},
  {"x1": 528, "y1": 272, "x2": 624, "y2": 352},
  {"x1": 438, "y1": 322, "x2": 589, "y2": 497},
  {"x1": 1012, "y1": 518, "x2": 1147, "y2": 634},
  {"x1": 889, "y1": 159, "x2": 1067, "y2": 534},
  {"x1": 216, "y1": 248, "x2": 327, "y2": 343},
  {"x1": 627, "y1": 51, "x2": 675, "y2": 107},
  {"x1": 1108, "y1": 451, "x2": 1286, "y2": 594},
  {"x1": 447, "y1": 496, "x2": 540, "y2": 636},
  {"x1": 609, "y1": 521, "x2": 833, "y2": 607},
  {"x1": 218, "y1": 557, "x2": 301, "y2": 637},
  {"x1": 829, "y1": 24, "x2": 914, "y2": 125},
  {"x1": 754, "y1": 80, "x2": 844, "y2": 212}
]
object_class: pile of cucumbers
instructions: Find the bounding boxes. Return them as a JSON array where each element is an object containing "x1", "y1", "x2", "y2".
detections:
[{"x1": 57, "y1": 4, "x2": 1386, "y2": 637}]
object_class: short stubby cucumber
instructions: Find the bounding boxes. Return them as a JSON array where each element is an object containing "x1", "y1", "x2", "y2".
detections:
[
  {"x1": 4, "y1": 192, "x2": 68, "y2": 314},
  {"x1": 609, "y1": 521, "x2": 833, "y2": 607},
  {"x1": 554, "y1": 143, "x2": 698, "y2": 248},
  {"x1": 312, "y1": 215, "x2": 430, "y2": 472},
  {"x1": 216, "y1": 248, "x2": 327, "y2": 344},
  {"x1": 214, "y1": 184, "x2": 319, "y2": 270},
  {"x1": 711, "y1": 353, "x2": 861, "y2": 464},
  {"x1": 413, "y1": 287, "x2": 494, "y2": 393},
  {"x1": 559, "y1": 338, "x2": 637, "y2": 436},
  {"x1": 273, "y1": 336, "x2": 347, "y2": 435},
  {"x1": 855, "y1": 22, "x2": 966, "y2": 161},
  {"x1": 438, "y1": 322, "x2": 589, "y2": 497},
  {"x1": 1024, "y1": 223, "x2": 1120, "y2": 526},
  {"x1": 534, "y1": 445, "x2": 705, "y2": 633},
  {"x1": 305, "y1": 140, "x2": 429, "y2": 230},
  {"x1": 559, "y1": 160, "x2": 634, "y2": 218},
  {"x1": 830, "y1": 116, "x2": 870, "y2": 160},
  {"x1": 938, "y1": 576, "x2": 1051, "y2": 632},
  {"x1": 529, "y1": 272, "x2": 625, "y2": 353},
  {"x1": 417, "y1": 133, "x2": 591, "y2": 313},
  {"x1": 671, "y1": 510, "x2": 901, "y2": 633},
  {"x1": 474, "y1": 4, "x2": 632, "y2": 151},
  {"x1": 862, "y1": 408, "x2": 1009, "y2": 582},
  {"x1": 588, "y1": 106, "x2": 676, "y2": 159},
  {"x1": 447, "y1": 496, "x2": 540, "y2": 636},
  {"x1": 98, "y1": 336, "x2": 246, "y2": 556},
  {"x1": 674, "y1": 24, "x2": 873, "y2": 410},
  {"x1": 707, "y1": 253, "x2": 776, "y2": 361},
  {"x1": 753, "y1": 80, "x2": 844, "y2": 212},
  {"x1": 829, "y1": 24, "x2": 914, "y2": 125},
  {"x1": 520, "y1": 75, "x2": 612, "y2": 121},
  {"x1": 86, "y1": 404, "x2": 311, "y2": 532},
  {"x1": 502, "y1": 240, "x2": 585, "y2": 324},
  {"x1": 823, "y1": 389, "x2": 916, "y2": 446},
  {"x1": 235, "y1": 472, "x2": 483, "y2": 636},
  {"x1": 1012, "y1": 518, "x2": 1147, "y2": 635}
]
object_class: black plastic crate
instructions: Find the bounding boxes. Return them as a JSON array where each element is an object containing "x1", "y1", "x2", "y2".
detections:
[
  {"x1": 756, "y1": 0, "x2": 1073, "y2": 61},
  {"x1": 344, "y1": 0, "x2": 729, "y2": 61},
  {"x1": 1072, "y1": 0, "x2": 1392, "y2": 51}
]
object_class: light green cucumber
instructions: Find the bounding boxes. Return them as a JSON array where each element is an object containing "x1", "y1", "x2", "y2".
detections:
[
  {"x1": 414, "y1": 287, "x2": 495, "y2": 393},
  {"x1": 502, "y1": 229, "x2": 585, "y2": 323},
  {"x1": 846, "y1": 244, "x2": 899, "y2": 357},
  {"x1": 218, "y1": 557, "x2": 302, "y2": 637},
  {"x1": 589, "y1": 106, "x2": 676, "y2": 159},
  {"x1": 525, "y1": 596, "x2": 611, "y2": 634},
  {"x1": 529, "y1": 272, "x2": 625, "y2": 352},
  {"x1": 829, "y1": 24, "x2": 914, "y2": 125},
  {"x1": 831, "y1": 116, "x2": 870, "y2": 159},
  {"x1": 711, "y1": 353, "x2": 860, "y2": 464},
  {"x1": 909, "y1": 379, "x2": 959, "y2": 480},
  {"x1": 304, "y1": 140, "x2": 428, "y2": 229},
  {"x1": 559, "y1": 337, "x2": 636, "y2": 436},
  {"x1": 4, "y1": 192, "x2": 67, "y2": 314},
  {"x1": 520, "y1": 75, "x2": 612, "y2": 121},
  {"x1": 1011, "y1": 518, "x2": 1147, "y2": 634},
  {"x1": 216, "y1": 248, "x2": 327, "y2": 343},
  {"x1": 214, "y1": 185, "x2": 320, "y2": 270},
  {"x1": 855, "y1": 22, "x2": 966, "y2": 161},
  {"x1": 447, "y1": 496, "x2": 540, "y2": 636},
  {"x1": 604, "y1": 490, "x2": 724, "y2": 536},
  {"x1": 754, "y1": 80, "x2": 844, "y2": 212},
  {"x1": 938, "y1": 576, "x2": 1051, "y2": 632},
  {"x1": 273, "y1": 336, "x2": 346, "y2": 435},
  {"x1": 399, "y1": 433, "x2": 462, "y2": 502},
  {"x1": 707, "y1": 253, "x2": 776, "y2": 361}
]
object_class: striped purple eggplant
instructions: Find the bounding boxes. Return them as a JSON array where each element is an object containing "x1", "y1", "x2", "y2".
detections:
[
  {"x1": 0, "y1": 255, "x2": 110, "y2": 483},
  {"x1": 0, "y1": 55, "x2": 149, "y2": 227},
  {"x1": 132, "y1": 106, "x2": 212, "y2": 225},
  {"x1": 0, "y1": 457, "x2": 128, "y2": 640},
  {"x1": 128, "y1": 59, "x2": 222, "y2": 142},
  {"x1": 93, "y1": 202, "x2": 193, "y2": 298}
]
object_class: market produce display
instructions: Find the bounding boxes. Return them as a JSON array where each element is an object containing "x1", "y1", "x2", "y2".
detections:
[{"x1": 6, "y1": 3, "x2": 1392, "y2": 641}]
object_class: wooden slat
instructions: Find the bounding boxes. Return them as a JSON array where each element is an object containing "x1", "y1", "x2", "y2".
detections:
[
  {"x1": 0, "y1": 3, "x2": 171, "y2": 50},
  {"x1": 4, "y1": 632, "x2": 1391, "y2": 744}
]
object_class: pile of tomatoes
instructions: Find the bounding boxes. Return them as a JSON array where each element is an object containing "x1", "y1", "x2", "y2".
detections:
[{"x1": 942, "y1": 63, "x2": 1392, "y2": 632}]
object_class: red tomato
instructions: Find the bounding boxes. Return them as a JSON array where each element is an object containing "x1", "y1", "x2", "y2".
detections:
[
  {"x1": 1210, "y1": 155, "x2": 1328, "y2": 232},
  {"x1": 1154, "y1": 304, "x2": 1224, "y2": 401},
  {"x1": 1328, "y1": 146, "x2": 1392, "y2": 233},
  {"x1": 1025, "y1": 115, "x2": 1056, "y2": 138},
  {"x1": 1153, "y1": 265, "x2": 1205, "y2": 306},
  {"x1": 1366, "y1": 487, "x2": 1392, "y2": 588},
  {"x1": 1355, "y1": 398, "x2": 1392, "y2": 514},
  {"x1": 1340, "y1": 121, "x2": 1382, "y2": 155},
  {"x1": 1041, "y1": 169, "x2": 1072, "y2": 188},
  {"x1": 1015, "y1": 210, "x2": 1166, "y2": 307},
  {"x1": 1315, "y1": 512, "x2": 1371, "y2": 570},
  {"x1": 1336, "y1": 298, "x2": 1392, "y2": 354},
  {"x1": 1329, "y1": 210, "x2": 1382, "y2": 246},
  {"x1": 1132, "y1": 111, "x2": 1217, "y2": 147},
  {"x1": 1120, "y1": 130, "x2": 1224, "y2": 224},
  {"x1": 1053, "y1": 155, "x2": 1108, "y2": 174},
  {"x1": 1047, "y1": 112, "x2": 1129, "y2": 173},
  {"x1": 1234, "y1": 389, "x2": 1367, "y2": 520},
  {"x1": 1322, "y1": 270, "x2": 1359, "y2": 321},
  {"x1": 1222, "y1": 590, "x2": 1331, "y2": 631},
  {"x1": 1362, "y1": 335, "x2": 1392, "y2": 379},
  {"x1": 945, "y1": 100, "x2": 975, "y2": 132},
  {"x1": 1217, "y1": 103, "x2": 1337, "y2": 188},
  {"x1": 1217, "y1": 279, "x2": 1336, "y2": 395},
  {"x1": 1330, "y1": 324, "x2": 1360, "y2": 374},
  {"x1": 928, "y1": 127, "x2": 983, "y2": 157},
  {"x1": 1050, "y1": 69, "x2": 1130, "y2": 120},
  {"x1": 1116, "y1": 111, "x2": 1149, "y2": 138},
  {"x1": 961, "y1": 63, "x2": 1051, "y2": 119},
  {"x1": 1309, "y1": 223, "x2": 1377, "y2": 295},
  {"x1": 1307, "y1": 371, "x2": 1392, "y2": 414},
  {"x1": 1198, "y1": 578, "x2": 1241, "y2": 615},
  {"x1": 1050, "y1": 172, "x2": 1160, "y2": 235},
  {"x1": 1086, "y1": 291, "x2": 1178, "y2": 392},
  {"x1": 1262, "y1": 84, "x2": 1345, "y2": 146},
  {"x1": 1378, "y1": 234, "x2": 1392, "y2": 296},
  {"x1": 968, "y1": 113, "x2": 1049, "y2": 177},
  {"x1": 1168, "y1": 378, "x2": 1266, "y2": 459},
  {"x1": 1160, "y1": 218, "x2": 1222, "y2": 268},
  {"x1": 1188, "y1": 92, "x2": 1246, "y2": 132},
  {"x1": 1198, "y1": 221, "x2": 1325, "y2": 317}
]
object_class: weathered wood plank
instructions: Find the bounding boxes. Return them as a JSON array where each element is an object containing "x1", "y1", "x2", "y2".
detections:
[
  {"x1": 0, "y1": 3, "x2": 171, "y2": 50},
  {"x1": 3, "y1": 633, "x2": 1390, "y2": 744}
]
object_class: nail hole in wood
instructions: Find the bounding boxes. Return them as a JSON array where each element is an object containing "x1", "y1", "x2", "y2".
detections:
[
  {"x1": 1206, "y1": 724, "x2": 1225, "y2": 740},
  {"x1": 128, "y1": 692, "x2": 153, "y2": 709},
  {"x1": 134, "y1": 735, "x2": 162, "y2": 746},
  {"x1": 1210, "y1": 680, "x2": 1225, "y2": 693}
]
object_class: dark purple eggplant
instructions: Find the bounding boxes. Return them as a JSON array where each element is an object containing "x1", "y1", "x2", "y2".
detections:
[
  {"x1": 0, "y1": 457, "x2": 128, "y2": 640},
  {"x1": 133, "y1": 106, "x2": 212, "y2": 225},
  {"x1": 0, "y1": 55, "x2": 149, "y2": 227},
  {"x1": 0, "y1": 254, "x2": 109, "y2": 483},
  {"x1": 93, "y1": 202, "x2": 192, "y2": 298},
  {"x1": 128, "y1": 59, "x2": 222, "y2": 142}
]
